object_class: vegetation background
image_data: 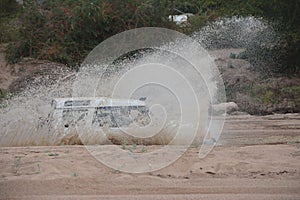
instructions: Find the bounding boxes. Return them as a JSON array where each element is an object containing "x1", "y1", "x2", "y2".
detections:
[{"x1": 1, "y1": 0, "x2": 299, "y2": 73}]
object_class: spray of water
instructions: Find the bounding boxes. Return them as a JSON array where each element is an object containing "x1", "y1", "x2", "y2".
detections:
[
  {"x1": 193, "y1": 16, "x2": 276, "y2": 49},
  {"x1": 0, "y1": 17, "x2": 276, "y2": 149},
  {"x1": 0, "y1": 66, "x2": 75, "y2": 146}
]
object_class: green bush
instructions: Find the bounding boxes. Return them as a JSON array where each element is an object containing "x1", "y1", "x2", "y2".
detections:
[
  {"x1": 0, "y1": 0, "x2": 21, "y2": 18},
  {"x1": 4, "y1": 0, "x2": 299, "y2": 75},
  {"x1": 0, "y1": 88, "x2": 8, "y2": 99},
  {"x1": 0, "y1": 17, "x2": 20, "y2": 43},
  {"x1": 7, "y1": 0, "x2": 175, "y2": 66},
  {"x1": 0, "y1": 0, "x2": 22, "y2": 43}
]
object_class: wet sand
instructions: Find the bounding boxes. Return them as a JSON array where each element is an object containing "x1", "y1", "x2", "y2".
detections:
[{"x1": 0, "y1": 114, "x2": 300, "y2": 199}]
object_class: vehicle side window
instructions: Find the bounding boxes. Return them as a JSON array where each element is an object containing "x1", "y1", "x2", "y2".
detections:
[{"x1": 62, "y1": 109, "x2": 88, "y2": 126}]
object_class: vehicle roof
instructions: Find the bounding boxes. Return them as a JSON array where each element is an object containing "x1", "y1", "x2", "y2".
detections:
[{"x1": 52, "y1": 97, "x2": 146, "y2": 109}]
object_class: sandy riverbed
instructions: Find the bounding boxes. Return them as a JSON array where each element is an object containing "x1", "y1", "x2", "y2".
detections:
[
  {"x1": 0, "y1": 114, "x2": 300, "y2": 199},
  {"x1": 1, "y1": 144, "x2": 300, "y2": 200}
]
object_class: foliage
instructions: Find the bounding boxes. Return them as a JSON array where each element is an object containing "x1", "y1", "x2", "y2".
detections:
[
  {"x1": 0, "y1": 17, "x2": 20, "y2": 43},
  {"x1": 0, "y1": 88, "x2": 7, "y2": 99},
  {"x1": 0, "y1": 0, "x2": 22, "y2": 43},
  {"x1": 4, "y1": 0, "x2": 299, "y2": 74},
  {"x1": 0, "y1": 0, "x2": 21, "y2": 18},
  {"x1": 226, "y1": 78, "x2": 300, "y2": 115},
  {"x1": 7, "y1": 0, "x2": 175, "y2": 66}
]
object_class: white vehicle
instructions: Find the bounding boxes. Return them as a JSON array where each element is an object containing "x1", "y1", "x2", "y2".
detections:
[{"x1": 43, "y1": 97, "x2": 151, "y2": 136}]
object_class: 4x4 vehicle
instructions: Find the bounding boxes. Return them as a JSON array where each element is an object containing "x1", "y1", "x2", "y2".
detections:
[{"x1": 40, "y1": 97, "x2": 151, "y2": 136}]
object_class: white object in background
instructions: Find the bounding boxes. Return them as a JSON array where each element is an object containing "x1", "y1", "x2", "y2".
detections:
[{"x1": 168, "y1": 13, "x2": 194, "y2": 25}]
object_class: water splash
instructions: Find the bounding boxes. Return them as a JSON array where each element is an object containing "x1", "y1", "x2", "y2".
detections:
[
  {"x1": 0, "y1": 16, "x2": 275, "y2": 147},
  {"x1": 193, "y1": 16, "x2": 276, "y2": 49}
]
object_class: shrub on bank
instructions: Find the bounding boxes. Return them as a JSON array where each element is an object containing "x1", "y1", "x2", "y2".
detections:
[
  {"x1": 0, "y1": 0, "x2": 22, "y2": 43},
  {"x1": 5, "y1": 0, "x2": 299, "y2": 75},
  {"x1": 6, "y1": 0, "x2": 174, "y2": 66}
]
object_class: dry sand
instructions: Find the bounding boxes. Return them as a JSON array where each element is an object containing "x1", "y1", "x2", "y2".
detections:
[
  {"x1": 1, "y1": 114, "x2": 300, "y2": 199},
  {"x1": 1, "y1": 144, "x2": 300, "y2": 200}
]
